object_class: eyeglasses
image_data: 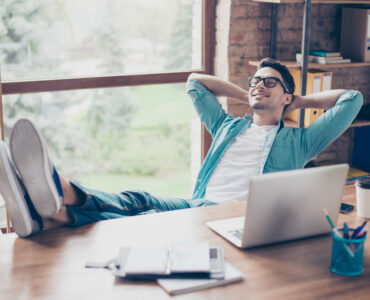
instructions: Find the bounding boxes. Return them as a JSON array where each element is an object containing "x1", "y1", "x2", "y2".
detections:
[{"x1": 248, "y1": 76, "x2": 290, "y2": 94}]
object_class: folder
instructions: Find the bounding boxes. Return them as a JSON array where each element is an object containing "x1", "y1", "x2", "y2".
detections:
[
  {"x1": 319, "y1": 71, "x2": 332, "y2": 116},
  {"x1": 286, "y1": 69, "x2": 328, "y2": 127},
  {"x1": 284, "y1": 68, "x2": 301, "y2": 124},
  {"x1": 304, "y1": 70, "x2": 323, "y2": 126}
]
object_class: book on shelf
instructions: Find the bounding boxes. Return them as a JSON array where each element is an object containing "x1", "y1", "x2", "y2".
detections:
[
  {"x1": 309, "y1": 50, "x2": 341, "y2": 57},
  {"x1": 296, "y1": 53, "x2": 351, "y2": 64}
]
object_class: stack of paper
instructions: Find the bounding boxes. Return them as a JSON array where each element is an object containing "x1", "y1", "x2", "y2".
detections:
[
  {"x1": 113, "y1": 242, "x2": 225, "y2": 279},
  {"x1": 86, "y1": 242, "x2": 244, "y2": 295}
]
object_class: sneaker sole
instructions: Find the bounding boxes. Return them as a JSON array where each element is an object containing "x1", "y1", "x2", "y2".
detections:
[
  {"x1": 0, "y1": 142, "x2": 33, "y2": 237},
  {"x1": 10, "y1": 119, "x2": 62, "y2": 217}
]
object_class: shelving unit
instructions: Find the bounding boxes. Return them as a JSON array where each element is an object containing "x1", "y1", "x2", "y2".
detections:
[
  {"x1": 249, "y1": 60, "x2": 370, "y2": 70},
  {"x1": 252, "y1": 0, "x2": 370, "y2": 128},
  {"x1": 255, "y1": 0, "x2": 370, "y2": 3},
  {"x1": 283, "y1": 117, "x2": 370, "y2": 128}
]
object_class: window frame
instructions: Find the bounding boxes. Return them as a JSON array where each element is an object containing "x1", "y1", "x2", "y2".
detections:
[
  {"x1": 1, "y1": 0, "x2": 214, "y2": 95},
  {"x1": 0, "y1": 0, "x2": 214, "y2": 232}
]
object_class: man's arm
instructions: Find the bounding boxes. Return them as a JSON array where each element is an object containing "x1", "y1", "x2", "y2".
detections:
[
  {"x1": 188, "y1": 73, "x2": 249, "y2": 104},
  {"x1": 296, "y1": 90, "x2": 363, "y2": 162},
  {"x1": 283, "y1": 89, "x2": 346, "y2": 116}
]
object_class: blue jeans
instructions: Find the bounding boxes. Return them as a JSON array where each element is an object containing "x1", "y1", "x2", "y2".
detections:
[{"x1": 65, "y1": 182, "x2": 216, "y2": 227}]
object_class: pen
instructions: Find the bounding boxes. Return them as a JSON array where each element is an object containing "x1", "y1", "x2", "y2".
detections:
[
  {"x1": 323, "y1": 208, "x2": 355, "y2": 258},
  {"x1": 351, "y1": 221, "x2": 367, "y2": 239},
  {"x1": 343, "y1": 223, "x2": 349, "y2": 239}
]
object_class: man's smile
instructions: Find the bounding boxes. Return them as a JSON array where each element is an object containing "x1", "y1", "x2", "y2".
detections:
[{"x1": 252, "y1": 91, "x2": 269, "y2": 98}]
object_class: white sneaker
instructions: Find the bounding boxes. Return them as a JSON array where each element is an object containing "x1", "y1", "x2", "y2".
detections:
[
  {"x1": 10, "y1": 119, "x2": 64, "y2": 217},
  {"x1": 0, "y1": 141, "x2": 42, "y2": 237}
]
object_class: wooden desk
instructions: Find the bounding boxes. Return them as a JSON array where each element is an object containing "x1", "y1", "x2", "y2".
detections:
[{"x1": 1, "y1": 185, "x2": 369, "y2": 299}]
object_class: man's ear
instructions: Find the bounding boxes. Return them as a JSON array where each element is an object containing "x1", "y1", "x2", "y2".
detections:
[{"x1": 283, "y1": 93, "x2": 293, "y2": 105}]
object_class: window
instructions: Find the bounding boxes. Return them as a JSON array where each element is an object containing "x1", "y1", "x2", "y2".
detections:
[
  {"x1": 0, "y1": 0, "x2": 214, "y2": 230},
  {"x1": 1, "y1": 0, "x2": 203, "y2": 81},
  {"x1": 3, "y1": 84, "x2": 193, "y2": 197}
]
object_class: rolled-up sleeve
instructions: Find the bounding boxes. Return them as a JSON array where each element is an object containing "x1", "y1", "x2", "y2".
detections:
[
  {"x1": 186, "y1": 79, "x2": 227, "y2": 138},
  {"x1": 303, "y1": 90, "x2": 363, "y2": 162}
]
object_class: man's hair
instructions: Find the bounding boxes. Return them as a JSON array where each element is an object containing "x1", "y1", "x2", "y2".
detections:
[{"x1": 257, "y1": 58, "x2": 295, "y2": 95}]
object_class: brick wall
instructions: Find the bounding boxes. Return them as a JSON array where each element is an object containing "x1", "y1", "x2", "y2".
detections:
[{"x1": 214, "y1": 0, "x2": 370, "y2": 166}]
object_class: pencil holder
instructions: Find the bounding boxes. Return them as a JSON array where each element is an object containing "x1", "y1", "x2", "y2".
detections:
[{"x1": 330, "y1": 229, "x2": 366, "y2": 276}]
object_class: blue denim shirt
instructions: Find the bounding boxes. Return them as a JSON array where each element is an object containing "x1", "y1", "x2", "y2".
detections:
[{"x1": 187, "y1": 79, "x2": 363, "y2": 200}]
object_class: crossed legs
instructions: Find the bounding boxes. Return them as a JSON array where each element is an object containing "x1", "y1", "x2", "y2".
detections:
[
  {"x1": 41, "y1": 173, "x2": 81, "y2": 230},
  {"x1": 1, "y1": 119, "x2": 212, "y2": 237}
]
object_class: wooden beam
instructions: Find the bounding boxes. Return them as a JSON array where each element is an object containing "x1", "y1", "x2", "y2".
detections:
[
  {"x1": 203, "y1": 0, "x2": 215, "y2": 75},
  {"x1": 1, "y1": 71, "x2": 205, "y2": 95},
  {"x1": 1, "y1": 1, "x2": 216, "y2": 96},
  {"x1": 200, "y1": 0, "x2": 215, "y2": 161},
  {"x1": 0, "y1": 67, "x2": 4, "y2": 141}
]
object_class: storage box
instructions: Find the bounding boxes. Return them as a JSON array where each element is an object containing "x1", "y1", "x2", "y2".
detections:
[{"x1": 340, "y1": 8, "x2": 370, "y2": 62}]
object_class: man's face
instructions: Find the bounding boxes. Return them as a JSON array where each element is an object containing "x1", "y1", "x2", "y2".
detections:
[{"x1": 248, "y1": 67, "x2": 291, "y2": 113}]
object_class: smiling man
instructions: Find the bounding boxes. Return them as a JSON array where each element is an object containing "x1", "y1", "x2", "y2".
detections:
[
  {"x1": 0, "y1": 58, "x2": 363, "y2": 237},
  {"x1": 188, "y1": 58, "x2": 362, "y2": 203}
]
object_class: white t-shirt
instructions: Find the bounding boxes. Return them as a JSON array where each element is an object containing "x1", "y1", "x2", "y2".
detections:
[{"x1": 204, "y1": 123, "x2": 276, "y2": 203}]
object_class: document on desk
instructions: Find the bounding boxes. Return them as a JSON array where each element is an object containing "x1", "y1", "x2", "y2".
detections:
[
  {"x1": 123, "y1": 244, "x2": 169, "y2": 275},
  {"x1": 157, "y1": 261, "x2": 244, "y2": 296},
  {"x1": 171, "y1": 242, "x2": 210, "y2": 273},
  {"x1": 113, "y1": 242, "x2": 221, "y2": 279}
]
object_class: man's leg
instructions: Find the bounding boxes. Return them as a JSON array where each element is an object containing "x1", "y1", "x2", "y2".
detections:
[
  {"x1": 41, "y1": 173, "x2": 81, "y2": 230},
  {"x1": 8, "y1": 119, "x2": 194, "y2": 235},
  {"x1": 10, "y1": 119, "x2": 64, "y2": 217},
  {"x1": 42, "y1": 173, "x2": 193, "y2": 229}
]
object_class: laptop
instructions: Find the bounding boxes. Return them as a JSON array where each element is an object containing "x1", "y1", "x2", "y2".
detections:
[{"x1": 206, "y1": 164, "x2": 349, "y2": 249}]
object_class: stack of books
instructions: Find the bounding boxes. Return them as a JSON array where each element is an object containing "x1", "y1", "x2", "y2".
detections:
[{"x1": 296, "y1": 50, "x2": 351, "y2": 64}]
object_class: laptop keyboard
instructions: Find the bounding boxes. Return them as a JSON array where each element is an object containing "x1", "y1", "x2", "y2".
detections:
[{"x1": 229, "y1": 229, "x2": 243, "y2": 240}]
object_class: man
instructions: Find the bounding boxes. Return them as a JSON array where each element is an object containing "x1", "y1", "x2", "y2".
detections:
[{"x1": 0, "y1": 58, "x2": 363, "y2": 237}]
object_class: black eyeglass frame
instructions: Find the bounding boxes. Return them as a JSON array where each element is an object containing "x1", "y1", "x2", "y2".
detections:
[{"x1": 248, "y1": 76, "x2": 290, "y2": 94}]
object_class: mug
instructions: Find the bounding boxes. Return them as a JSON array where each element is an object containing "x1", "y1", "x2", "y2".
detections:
[{"x1": 355, "y1": 176, "x2": 370, "y2": 218}]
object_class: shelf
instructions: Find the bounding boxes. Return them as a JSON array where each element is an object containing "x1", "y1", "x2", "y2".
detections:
[
  {"x1": 283, "y1": 118, "x2": 370, "y2": 128},
  {"x1": 249, "y1": 60, "x2": 370, "y2": 69},
  {"x1": 283, "y1": 118, "x2": 300, "y2": 127},
  {"x1": 253, "y1": 0, "x2": 303, "y2": 3},
  {"x1": 350, "y1": 119, "x2": 370, "y2": 128},
  {"x1": 253, "y1": 0, "x2": 370, "y2": 4}
]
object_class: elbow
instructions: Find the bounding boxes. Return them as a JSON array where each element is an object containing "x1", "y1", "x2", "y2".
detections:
[
  {"x1": 354, "y1": 91, "x2": 364, "y2": 113},
  {"x1": 188, "y1": 72, "x2": 202, "y2": 81},
  {"x1": 338, "y1": 90, "x2": 364, "y2": 115},
  {"x1": 355, "y1": 91, "x2": 364, "y2": 107},
  {"x1": 348, "y1": 90, "x2": 364, "y2": 109}
]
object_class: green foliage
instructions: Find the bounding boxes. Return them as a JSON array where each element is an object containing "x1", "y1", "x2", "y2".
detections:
[
  {"x1": 80, "y1": 169, "x2": 191, "y2": 198},
  {"x1": 0, "y1": 0, "x2": 43, "y2": 64},
  {"x1": 1, "y1": 1, "x2": 194, "y2": 197},
  {"x1": 165, "y1": 1, "x2": 193, "y2": 70}
]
